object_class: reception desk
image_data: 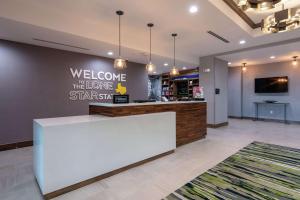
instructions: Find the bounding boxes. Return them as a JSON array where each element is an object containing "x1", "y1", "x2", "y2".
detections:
[
  {"x1": 34, "y1": 112, "x2": 176, "y2": 199},
  {"x1": 89, "y1": 101, "x2": 207, "y2": 146}
]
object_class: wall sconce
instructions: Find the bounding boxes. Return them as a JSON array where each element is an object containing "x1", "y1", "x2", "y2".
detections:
[
  {"x1": 242, "y1": 63, "x2": 247, "y2": 72},
  {"x1": 203, "y1": 68, "x2": 211, "y2": 73},
  {"x1": 292, "y1": 56, "x2": 298, "y2": 67}
]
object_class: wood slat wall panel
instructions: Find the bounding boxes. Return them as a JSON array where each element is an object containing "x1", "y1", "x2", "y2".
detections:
[{"x1": 89, "y1": 103, "x2": 207, "y2": 147}]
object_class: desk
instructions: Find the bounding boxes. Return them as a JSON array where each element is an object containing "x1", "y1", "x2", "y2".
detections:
[
  {"x1": 254, "y1": 102, "x2": 289, "y2": 124},
  {"x1": 34, "y1": 113, "x2": 176, "y2": 199}
]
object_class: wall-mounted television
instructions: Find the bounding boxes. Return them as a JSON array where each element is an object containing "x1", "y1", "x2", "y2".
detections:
[
  {"x1": 255, "y1": 76, "x2": 288, "y2": 93},
  {"x1": 177, "y1": 81, "x2": 188, "y2": 95}
]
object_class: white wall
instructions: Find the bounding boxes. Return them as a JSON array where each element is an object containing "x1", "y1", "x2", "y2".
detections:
[
  {"x1": 199, "y1": 56, "x2": 215, "y2": 124},
  {"x1": 199, "y1": 56, "x2": 228, "y2": 125},
  {"x1": 215, "y1": 58, "x2": 228, "y2": 124},
  {"x1": 228, "y1": 67, "x2": 241, "y2": 117}
]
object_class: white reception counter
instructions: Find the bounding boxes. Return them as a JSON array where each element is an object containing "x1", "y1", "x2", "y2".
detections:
[{"x1": 34, "y1": 112, "x2": 176, "y2": 199}]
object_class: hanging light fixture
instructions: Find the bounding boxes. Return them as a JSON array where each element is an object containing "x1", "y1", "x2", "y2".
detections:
[
  {"x1": 292, "y1": 56, "x2": 298, "y2": 66},
  {"x1": 237, "y1": 0, "x2": 282, "y2": 11},
  {"x1": 170, "y1": 33, "x2": 179, "y2": 76},
  {"x1": 261, "y1": 5, "x2": 300, "y2": 34},
  {"x1": 114, "y1": 10, "x2": 127, "y2": 70},
  {"x1": 242, "y1": 63, "x2": 247, "y2": 71},
  {"x1": 146, "y1": 23, "x2": 156, "y2": 74}
]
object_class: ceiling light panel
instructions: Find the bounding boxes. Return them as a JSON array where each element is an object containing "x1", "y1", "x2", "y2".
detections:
[{"x1": 189, "y1": 5, "x2": 198, "y2": 13}]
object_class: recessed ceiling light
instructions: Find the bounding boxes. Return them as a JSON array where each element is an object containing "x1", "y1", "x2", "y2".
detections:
[
  {"x1": 107, "y1": 51, "x2": 114, "y2": 56},
  {"x1": 182, "y1": 66, "x2": 187, "y2": 70},
  {"x1": 164, "y1": 63, "x2": 169, "y2": 66},
  {"x1": 228, "y1": 62, "x2": 232, "y2": 65},
  {"x1": 189, "y1": 5, "x2": 198, "y2": 14},
  {"x1": 270, "y1": 56, "x2": 276, "y2": 59},
  {"x1": 239, "y1": 40, "x2": 246, "y2": 45}
]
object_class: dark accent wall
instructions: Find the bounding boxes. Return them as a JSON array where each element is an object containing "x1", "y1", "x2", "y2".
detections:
[{"x1": 0, "y1": 40, "x2": 148, "y2": 145}]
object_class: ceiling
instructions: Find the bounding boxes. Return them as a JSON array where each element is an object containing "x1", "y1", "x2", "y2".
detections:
[
  {"x1": 0, "y1": 0, "x2": 300, "y2": 73},
  {"x1": 218, "y1": 40, "x2": 300, "y2": 66},
  {"x1": 234, "y1": 0, "x2": 300, "y2": 23}
]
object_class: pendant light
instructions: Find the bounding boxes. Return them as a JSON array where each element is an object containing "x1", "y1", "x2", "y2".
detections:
[
  {"x1": 146, "y1": 23, "x2": 156, "y2": 74},
  {"x1": 292, "y1": 56, "x2": 298, "y2": 66},
  {"x1": 114, "y1": 10, "x2": 127, "y2": 70},
  {"x1": 170, "y1": 33, "x2": 179, "y2": 76}
]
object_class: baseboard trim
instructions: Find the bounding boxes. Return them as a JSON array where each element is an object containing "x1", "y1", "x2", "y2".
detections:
[
  {"x1": 0, "y1": 141, "x2": 33, "y2": 152},
  {"x1": 207, "y1": 122, "x2": 229, "y2": 128},
  {"x1": 42, "y1": 150, "x2": 175, "y2": 200},
  {"x1": 228, "y1": 116, "x2": 300, "y2": 124},
  {"x1": 228, "y1": 116, "x2": 242, "y2": 119}
]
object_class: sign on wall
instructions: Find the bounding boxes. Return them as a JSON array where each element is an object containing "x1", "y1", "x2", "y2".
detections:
[{"x1": 68, "y1": 67, "x2": 127, "y2": 101}]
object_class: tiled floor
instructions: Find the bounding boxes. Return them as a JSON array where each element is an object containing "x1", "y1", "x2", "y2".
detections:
[{"x1": 1, "y1": 119, "x2": 300, "y2": 200}]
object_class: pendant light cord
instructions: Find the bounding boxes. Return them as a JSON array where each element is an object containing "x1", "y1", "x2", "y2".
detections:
[
  {"x1": 173, "y1": 35, "x2": 176, "y2": 67},
  {"x1": 147, "y1": 23, "x2": 154, "y2": 63},
  {"x1": 119, "y1": 14, "x2": 121, "y2": 57},
  {"x1": 150, "y1": 26, "x2": 152, "y2": 62}
]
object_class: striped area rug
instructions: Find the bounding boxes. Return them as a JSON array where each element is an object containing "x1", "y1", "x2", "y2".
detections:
[{"x1": 163, "y1": 142, "x2": 300, "y2": 200}]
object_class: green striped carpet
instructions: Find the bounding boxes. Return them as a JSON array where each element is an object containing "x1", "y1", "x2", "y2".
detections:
[{"x1": 163, "y1": 142, "x2": 300, "y2": 200}]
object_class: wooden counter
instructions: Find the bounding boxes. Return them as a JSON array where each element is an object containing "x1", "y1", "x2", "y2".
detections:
[{"x1": 89, "y1": 101, "x2": 207, "y2": 147}]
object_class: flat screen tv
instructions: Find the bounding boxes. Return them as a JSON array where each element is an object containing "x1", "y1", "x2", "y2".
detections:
[
  {"x1": 255, "y1": 76, "x2": 288, "y2": 93},
  {"x1": 177, "y1": 81, "x2": 188, "y2": 95}
]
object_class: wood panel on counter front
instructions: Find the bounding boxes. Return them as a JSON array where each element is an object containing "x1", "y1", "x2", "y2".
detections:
[{"x1": 89, "y1": 102, "x2": 207, "y2": 147}]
